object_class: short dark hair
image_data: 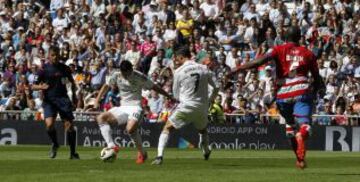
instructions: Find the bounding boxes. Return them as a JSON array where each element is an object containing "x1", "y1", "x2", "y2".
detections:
[
  {"x1": 174, "y1": 46, "x2": 191, "y2": 58},
  {"x1": 119, "y1": 60, "x2": 133, "y2": 72},
  {"x1": 285, "y1": 26, "x2": 301, "y2": 43},
  {"x1": 49, "y1": 46, "x2": 59, "y2": 54}
]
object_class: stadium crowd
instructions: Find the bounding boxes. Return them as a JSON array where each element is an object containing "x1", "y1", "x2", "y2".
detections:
[{"x1": 0, "y1": 0, "x2": 359, "y2": 125}]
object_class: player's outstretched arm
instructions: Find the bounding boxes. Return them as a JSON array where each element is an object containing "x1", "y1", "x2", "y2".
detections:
[
  {"x1": 94, "y1": 84, "x2": 110, "y2": 109},
  {"x1": 152, "y1": 84, "x2": 177, "y2": 102},
  {"x1": 228, "y1": 54, "x2": 273, "y2": 77}
]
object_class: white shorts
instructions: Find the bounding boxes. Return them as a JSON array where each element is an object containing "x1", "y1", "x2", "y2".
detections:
[
  {"x1": 168, "y1": 104, "x2": 208, "y2": 130},
  {"x1": 108, "y1": 106, "x2": 143, "y2": 125}
]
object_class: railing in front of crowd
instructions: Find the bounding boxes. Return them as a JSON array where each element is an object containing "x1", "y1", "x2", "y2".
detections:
[
  {"x1": 0, "y1": 110, "x2": 359, "y2": 125},
  {"x1": 0, "y1": 110, "x2": 99, "y2": 122},
  {"x1": 223, "y1": 113, "x2": 360, "y2": 125}
]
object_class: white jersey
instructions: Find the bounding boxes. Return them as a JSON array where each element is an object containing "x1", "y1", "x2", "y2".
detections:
[
  {"x1": 173, "y1": 61, "x2": 218, "y2": 109},
  {"x1": 107, "y1": 70, "x2": 154, "y2": 107}
]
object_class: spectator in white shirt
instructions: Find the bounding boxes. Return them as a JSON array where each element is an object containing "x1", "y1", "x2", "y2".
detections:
[
  {"x1": 52, "y1": 8, "x2": 69, "y2": 32},
  {"x1": 326, "y1": 61, "x2": 339, "y2": 78},
  {"x1": 244, "y1": 18, "x2": 258, "y2": 43},
  {"x1": 355, "y1": 0, "x2": 360, "y2": 12},
  {"x1": 163, "y1": 21, "x2": 177, "y2": 42},
  {"x1": 145, "y1": 2, "x2": 159, "y2": 28},
  {"x1": 191, "y1": 0, "x2": 202, "y2": 21},
  {"x1": 200, "y1": 0, "x2": 219, "y2": 19},
  {"x1": 90, "y1": 0, "x2": 106, "y2": 18},
  {"x1": 317, "y1": 59, "x2": 328, "y2": 79},
  {"x1": 226, "y1": 47, "x2": 239, "y2": 69},
  {"x1": 69, "y1": 26, "x2": 84, "y2": 48},
  {"x1": 219, "y1": 28, "x2": 236, "y2": 51},
  {"x1": 50, "y1": 0, "x2": 64, "y2": 11},
  {"x1": 256, "y1": 0, "x2": 270, "y2": 16},
  {"x1": 297, "y1": 2, "x2": 314, "y2": 27},
  {"x1": 244, "y1": 4, "x2": 260, "y2": 22},
  {"x1": 133, "y1": 9, "x2": 145, "y2": 27},
  {"x1": 157, "y1": 2, "x2": 168, "y2": 23},
  {"x1": 240, "y1": 0, "x2": 253, "y2": 14},
  {"x1": 124, "y1": 41, "x2": 141, "y2": 69},
  {"x1": 268, "y1": 1, "x2": 278, "y2": 18}
]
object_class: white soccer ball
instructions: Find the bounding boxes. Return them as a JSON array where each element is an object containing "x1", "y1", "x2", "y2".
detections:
[{"x1": 100, "y1": 147, "x2": 117, "y2": 162}]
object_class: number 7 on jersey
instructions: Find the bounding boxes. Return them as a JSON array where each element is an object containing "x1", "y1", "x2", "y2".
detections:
[{"x1": 191, "y1": 73, "x2": 200, "y2": 94}]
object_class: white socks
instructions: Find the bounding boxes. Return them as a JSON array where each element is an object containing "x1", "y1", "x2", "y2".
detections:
[
  {"x1": 99, "y1": 123, "x2": 115, "y2": 148},
  {"x1": 130, "y1": 131, "x2": 144, "y2": 153},
  {"x1": 157, "y1": 132, "x2": 169, "y2": 157},
  {"x1": 199, "y1": 133, "x2": 210, "y2": 154}
]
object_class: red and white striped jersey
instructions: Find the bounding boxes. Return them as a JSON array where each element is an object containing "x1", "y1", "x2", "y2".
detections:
[{"x1": 270, "y1": 43, "x2": 318, "y2": 99}]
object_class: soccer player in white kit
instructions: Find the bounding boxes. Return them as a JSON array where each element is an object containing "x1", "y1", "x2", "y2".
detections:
[
  {"x1": 94, "y1": 60, "x2": 174, "y2": 164},
  {"x1": 152, "y1": 46, "x2": 219, "y2": 165}
]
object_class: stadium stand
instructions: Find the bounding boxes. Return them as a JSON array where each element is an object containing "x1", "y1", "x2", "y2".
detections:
[{"x1": 0, "y1": 0, "x2": 359, "y2": 125}]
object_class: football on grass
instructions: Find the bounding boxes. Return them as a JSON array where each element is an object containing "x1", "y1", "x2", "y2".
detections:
[{"x1": 100, "y1": 147, "x2": 117, "y2": 162}]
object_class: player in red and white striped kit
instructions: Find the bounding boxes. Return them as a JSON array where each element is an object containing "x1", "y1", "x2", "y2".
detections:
[{"x1": 229, "y1": 26, "x2": 325, "y2": 169}]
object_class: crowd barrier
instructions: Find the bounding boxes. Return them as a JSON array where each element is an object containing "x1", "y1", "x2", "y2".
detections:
[
  {"x1": 0, "y1": 111, "x2": 359, "y2": 152},
  {"x1": 0, "y1": 110, "x2": 359, "y2": 123}
]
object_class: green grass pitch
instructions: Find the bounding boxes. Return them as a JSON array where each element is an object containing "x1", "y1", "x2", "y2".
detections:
[{"x1": 0, "y1": 146, "x2": 360, "y2": 182}]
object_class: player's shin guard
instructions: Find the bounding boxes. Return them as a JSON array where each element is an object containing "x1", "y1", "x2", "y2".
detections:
[
  {"x1": 99, "y1": 123, "x2": 115, "y2": 148},
  {"x1": 47, "y1": 127, "x2": 59, "y2": 147},
  {"x1": 67, "y1": 129, "x2": 77, "y2": 155},
  {"x1": 157, "y1": 132, "x2": 169, "y2": 157}
]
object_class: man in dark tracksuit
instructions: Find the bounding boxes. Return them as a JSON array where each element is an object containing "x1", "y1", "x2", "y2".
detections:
[{"x1": 32, "y1": 46, "x2": 79, "y2": 159}]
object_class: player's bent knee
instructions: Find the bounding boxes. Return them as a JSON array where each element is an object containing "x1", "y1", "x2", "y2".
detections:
[
  {"x1": 45, "y1": 118, "x2": 55, "y2": 129},
  {"x1": 97, "y1": 112, "x2": 116, "y2": 124},
  {"x1": 96, "y1": 115, "x2": 102, "y2": 123},
  {"x1": 294, "y1": 116, "x2": 312, "y2": 138},
  {"x1": 299, "y1": 123, "x2": 311, "y2": 138},
  {"x1": 97, "y1": 114, "x2": 107, "y2": 124},
  {"x1": 126, "y1": 126, "x2": 137, "y2": 134},
  {"x1": 126, "y1": 120, "x2": 139, "y2": 134},
  {"x1": 63, "y1": 121, "x2": 73, "y2": 131},
  {"x1": 45, "y1": 124, "x2": 55, "y2": 130},
  {"x1": 162, "y1": 121, "x2": 175, "y2": 134}
]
